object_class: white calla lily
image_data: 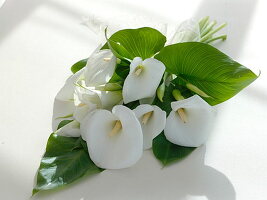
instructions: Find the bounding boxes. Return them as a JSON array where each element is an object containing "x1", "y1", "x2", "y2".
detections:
[
  {"x1": 164, "y1": 95, "x2": 216, "y2": 147},
  {"x1": 134, "y1": 105, "x2": 166, "y2": 149},
  {"x1": 55, "y1": 120, "x2": 80, "y2": 137},
  {"x1": 123, "y1": 57, "x2": 165, "y2": 104},
  {"x1": 73, "y1": 85, "x2": 101, "y2": 122},
  {"x1": 55, "y1": 68, "x2": 85, "y2": 101},
  {"x1": 169, "y1": 19, "x2": 200, "y2": 44},
  {"x1": 80, "y1": 105, "x2": 143, "y2": 169},
  {"x1": 84, "y1": 49, "x2": 117, "y2": 87}
]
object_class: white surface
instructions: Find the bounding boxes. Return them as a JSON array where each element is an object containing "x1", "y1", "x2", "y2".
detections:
[{"x1": 0, "y1": 0, "x2": 266, "y2": 199}]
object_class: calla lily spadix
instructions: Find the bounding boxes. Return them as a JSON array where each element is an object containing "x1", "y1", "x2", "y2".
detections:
[
  {"x1": 123, "y1": 57, "x2": 165, "y2": 104},
  {"x1": 84, "y1": 49, "x2": 117, "y2": 87},
  {"x1": 134, "y1": 105, "x2": 166, "y2": 149},
  {"x1": 164, "y1": 95, "x2": 216, "y2": 147},
  {"x1": 80, "y1": 105, "x2": 143, "y2": 169}
]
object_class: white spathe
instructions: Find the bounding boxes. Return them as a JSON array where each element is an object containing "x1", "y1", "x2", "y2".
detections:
[
  {"x1": 55, "y1": 68, "x2": 85, "y2": 101},
  {"x1": 164, "y1": 95, "x2": 216, "y2": 147},
  {"x1": 134, "y1": 104, "x2": 166, "y2": 149},
  {"x1": 73, "y1": 86, "x2": 101, "y2": 122},
  {"x1": 95, "y1": 90, "x2": 123, "y2": 110},
  {"x1": 84, "y1": 49, "x2": 116, "y2": 87},
  {"x1": 55, "y1": 120, "x2": 80, "y2": 137},
  {"x1": 123, "y1": 57, "x2": 165, "y2": 104},
  {"x1": 169, "y1": 19, "x2": 200, "y2": 44},
  {"x1": 81, "y1": 105, "x2": 143, "y2": 169}
]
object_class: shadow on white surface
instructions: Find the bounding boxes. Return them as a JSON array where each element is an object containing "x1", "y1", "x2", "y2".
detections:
[{"x1": 32, "y1": 146, "x2": 235, "y2": 200}]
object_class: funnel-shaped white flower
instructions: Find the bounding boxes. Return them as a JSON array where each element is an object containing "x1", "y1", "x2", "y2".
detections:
[
  {"x1": 123, "y1": 57, "x2": 165, "y2": 104},
  {"x1": 73, "y1": 86, "x2": 101, "y2": 122},
  {"x1": 80, "y1": 105, "x2": 143, "y2": 169},
  {"x1": 164, "y1": 95, "x2": 216, "y2": 147},
  {"x1": 56, "y1": 68, "x2": 85, "y2": 101},
  {"x1": 134, "y1": 105, "x2": 166, "y2": 149},
  {"x1": 169, "y1": 19, "x2": 200, "y2": 44},
  {"x1": 84, "y1": 49, "x2": 116, "y2": 87},
  {"x1": 55, "y1": 120, "x2": 80, "y2": 137}
]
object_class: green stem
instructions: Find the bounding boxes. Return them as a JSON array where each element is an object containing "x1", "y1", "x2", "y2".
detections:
[
  {"x1": 200, "y1": 20, "x2": 217, "y2": 37},
  {"x1": 199, "y1": 16, "x2": 210, "y2": 32},
  {"x1": 206, "y1": 35, "x2": 227, "y2": 43},
  {"x1": 200, "y1": 23, "x2": 227, "y2": 42}
]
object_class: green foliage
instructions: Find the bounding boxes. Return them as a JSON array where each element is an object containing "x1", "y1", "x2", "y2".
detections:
[
  {"x1": 71, "y1": 59, "x2": 87, "y2": 74},
  {"x1": 153, "y1": 133, "x2": 196, "y2": 166},
  {"x1": 105, "y1": 27, "x2": 166, "y2": 60},
  {"x1": 33, "y1": 134, "x2": 102, "y2": 194},
  {"x1": 155, "y1": 42, "x2": 258, "y2": 105}
]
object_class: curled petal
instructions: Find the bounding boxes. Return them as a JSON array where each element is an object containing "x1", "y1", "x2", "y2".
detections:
[
  {"x1": 81, "y1": 105, "x2": 143, "y2": 169},
  {"x1": 123, "y1": 57, "x2": 165, "y2": 104},
  {"x1": 134, "y1": 105, "x2": 166, "y2": 149},
  {"x1": 164, "y1": 95, "x2": 216, "y2": 147},
  {"x1": 55, "y1": 120, "x2": 80, "y2": 137},
  {"x1": 55, "y1": 68, "x2": 85, "y2": 101},
  {"x1": 169, "y1": 19, "x2": 200, "y2": 44},
  {"x1": 74, "y1": 86, "x2": 101, "y2": 107},
  {"x1": 84, "y1": 49, "x2": 116, "y2": 87}
]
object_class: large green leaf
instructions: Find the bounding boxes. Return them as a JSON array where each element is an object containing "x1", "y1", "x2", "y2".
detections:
[
  {"x1": 33, "y1": 134, "x2": 102, "y2": 195},
  {"x1": 105, "y1": 27, "x2": 166, "y2": 60},
  {"x1": 153, "y1": 133, "x2": 196, "y2": 166},
  {"x1": 71, "y1": 58, "x2": 87, "y2": 74},
  {"x1": 155, "y1": 42, "x2": 258, "y2": 105}
]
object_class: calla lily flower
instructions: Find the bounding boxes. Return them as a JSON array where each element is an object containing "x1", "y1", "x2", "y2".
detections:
[
  {"x1": 55, "y1": 68, "x2": 85, "y2": 101},
  {"x1": 80, "y1": 105, "x2": 143, "y2": 169},
  {"x1": 84, "y1": 49, "x2": 117, "y2": 87},
  {"x1": 134, "y1": 105, "x2": 166, "y2": 149},
  {"x1": 123, "y1": 57, "x2": 165, "y2": 104},
  {"x1": 164, "y1": 95, "x2": 216, "y2": 147},
  {"x1": 55, "y1": 120, "x2": 80, "y2": 137},
  {"x1": 169, "y1": 19, "x2": 200, "y2": 44}
]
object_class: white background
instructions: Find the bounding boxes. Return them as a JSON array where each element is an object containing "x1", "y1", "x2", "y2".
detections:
[{"x1": 0, "y1": 0, "x2": 266, "y2": 200}]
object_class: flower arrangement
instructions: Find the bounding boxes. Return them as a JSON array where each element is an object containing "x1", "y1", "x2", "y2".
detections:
[{"x1": 33, "y1": 17, "x2": 258, "y2": 195}]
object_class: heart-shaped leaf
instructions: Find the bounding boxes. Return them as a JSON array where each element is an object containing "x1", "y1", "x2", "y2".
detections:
[
  {"x1": 105, "y1": 27, "x2": 166, "y2": 60},
  {"x1": 33, "y1": 133, "x2": 102, "y2": 195},
  {"x1": 155, "y1": 42, "x2": 258, "y2": 105}
]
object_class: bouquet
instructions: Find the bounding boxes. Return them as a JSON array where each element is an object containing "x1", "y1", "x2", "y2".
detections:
[{"x1": 33, "y1": 17, "x2": 258, "y2": 195}]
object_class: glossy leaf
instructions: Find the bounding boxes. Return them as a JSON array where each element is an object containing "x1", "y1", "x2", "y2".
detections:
[
  {"x1": 71, "y1": 59, "x2": 87, "y2": 74},
  {"x1": 155, "y1": 42, "x2": 258, "y2": 105},
  {"x1": 33, "y1": 134, "x2": 102, "y2": 195},
  {"x1": 153, "y1": 133, "x2": 196, "y2": 166},
  {"x1": 106, "y1": 27, "x2": 166, "y2": 60}
]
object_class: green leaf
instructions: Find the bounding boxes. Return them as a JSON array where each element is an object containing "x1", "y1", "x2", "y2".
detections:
[
  {"x1": 108, "y1": 60, "x2": 130, "y2": 83},
  {"x1": 33, "y1": 134, "x2": 102, "y2": 195},
  {"x1": 106, "y1": 27, "x2": 166, "y2": 60},
  {"x1": 153, "y1": 133, "x2": 196, "y2": 166},
  {"x1": 155, "y1": 42, "x2": 258, "y2": 105},
  {"x1": 71, "y1": 59, "x2": 87, "y2": 74},
  {"x1": 57, "y1": 120, "x2": 73, "y2": 130}
]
